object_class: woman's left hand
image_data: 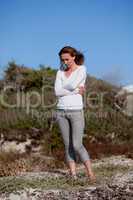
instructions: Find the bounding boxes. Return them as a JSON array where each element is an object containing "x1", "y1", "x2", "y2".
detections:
[{"x1": 78, "y1": 86, "x2": 86, "y2": 95}]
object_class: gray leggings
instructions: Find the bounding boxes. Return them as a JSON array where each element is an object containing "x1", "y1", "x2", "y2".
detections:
[{"x1": 56, "y1": 109, "x2": 90, "y2": 163}]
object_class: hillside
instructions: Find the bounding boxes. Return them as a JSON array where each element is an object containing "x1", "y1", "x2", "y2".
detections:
[{"x1": 0, "y1": 62, "x2": 132, "y2": 177}]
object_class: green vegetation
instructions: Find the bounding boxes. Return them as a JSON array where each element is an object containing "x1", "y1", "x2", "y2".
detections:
[{"x1": 0, "y1": 61, "x2": 132, "y2": 166}]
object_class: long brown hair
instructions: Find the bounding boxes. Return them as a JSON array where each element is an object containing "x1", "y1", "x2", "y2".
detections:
[{"x1": 59, "y1": 46, "x2": 84, "y2": 65}]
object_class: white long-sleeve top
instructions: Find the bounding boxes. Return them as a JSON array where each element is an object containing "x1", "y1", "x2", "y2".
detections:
[{"x1": 54, "y1": 65, "x2": 87, "y2": 110}]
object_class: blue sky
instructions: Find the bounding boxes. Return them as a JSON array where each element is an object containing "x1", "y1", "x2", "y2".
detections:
[{"x1": 0, "y1": 0, "x2": 132, "y2": 86}]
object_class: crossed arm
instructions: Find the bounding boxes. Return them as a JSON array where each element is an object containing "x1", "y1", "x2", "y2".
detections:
[{"x1": 54, "y1": 67, "x2": 87, "y2": 97}]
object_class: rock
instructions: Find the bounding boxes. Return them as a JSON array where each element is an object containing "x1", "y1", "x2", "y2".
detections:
[
  {"x1": 9, "y1": 193, "x2": 21, "y2": 200},
  {"x1": 0, "y1": 139, "x2": 32, "y2": 153}
]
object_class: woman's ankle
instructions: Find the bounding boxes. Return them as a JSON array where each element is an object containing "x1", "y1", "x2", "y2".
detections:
[{"x1": 68, "y1": 161, "x2": 76, "y2": 176}]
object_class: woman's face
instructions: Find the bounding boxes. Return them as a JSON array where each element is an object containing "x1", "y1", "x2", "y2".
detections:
[{"x1": 60, "y1": 53, "x2": 75, "y2": 68}]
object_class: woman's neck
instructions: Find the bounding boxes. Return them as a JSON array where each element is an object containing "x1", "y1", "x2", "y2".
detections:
[{"x1": 68, "y1": 64, "x2": 79, "y2": 71}]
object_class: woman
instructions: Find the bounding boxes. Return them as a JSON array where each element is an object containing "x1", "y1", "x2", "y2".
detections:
[{"x1": 54, "y1": 46, "x2": 95, "y2": 181}]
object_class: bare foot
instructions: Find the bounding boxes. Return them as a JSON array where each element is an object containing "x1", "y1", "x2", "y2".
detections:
[{"x1": 88, "y1": 172, "x2": 96, "y2": 182}]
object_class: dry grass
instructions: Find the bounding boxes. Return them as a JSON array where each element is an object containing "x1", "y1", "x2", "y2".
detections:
[
  {"x1": 0, "y1": 151, "x2": 31, "y2": 177},
  {"x1": 0, "y1": 156, "x2": 132, "y2": 194}
]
